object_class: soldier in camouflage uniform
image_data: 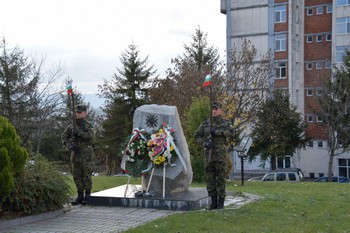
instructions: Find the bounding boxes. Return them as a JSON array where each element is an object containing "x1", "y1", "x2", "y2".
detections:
[
  {"x1": 61, "y1": 104, "x2": 95, "y2": 205},
  {"x1": 195, "y1": 101, "x2": 235, "y2": 210}
]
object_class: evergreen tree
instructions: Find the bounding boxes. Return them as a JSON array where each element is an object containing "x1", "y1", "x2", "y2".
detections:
[
  {"x1": 98, "y1": 43, "x2": 157, "y2": 173},
  {"x1": 0, "y1": 116, "x2": 29, "y2": 195},
  {"x1": 150, "y1": 27, "x2": 222, "y2": 121},
  {"x1": 185, "y1": 96, "x2": 210, "y2": 182},
  {"x1": 248, "y1": 91, "x2": 307, "y2": 170}
]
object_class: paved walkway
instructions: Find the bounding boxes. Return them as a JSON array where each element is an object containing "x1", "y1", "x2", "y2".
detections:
[
  {"x1": 1, "y1": 205, "x2": 175, "y2": 233},
  {"x1": 0, "y1": 193, "x2": 260, "y2": 233}
]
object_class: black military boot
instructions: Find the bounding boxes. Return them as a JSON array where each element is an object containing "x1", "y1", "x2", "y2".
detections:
[
  {"x1": 217, "y1": 196, "x2": 225, "y2": 209},
  {"x1": 81, "y1": 190, "x2": 91, "y2": 205},
  {"x1": 207, "y1": 196, "x2": 218, "y2": 210},
  {"x1": 71, "y1": 191, "x2": 84, "y2": 205}
]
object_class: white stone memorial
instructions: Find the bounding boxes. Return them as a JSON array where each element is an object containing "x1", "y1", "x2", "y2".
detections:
[{"x1": 133, "y1": 104, "x2": 193, "y2": 196}]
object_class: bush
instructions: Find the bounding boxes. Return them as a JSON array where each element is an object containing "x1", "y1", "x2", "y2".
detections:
[
  {"x1": 185, "y1": 96, "x2": 210, "y2": 182},
  {"x1": 191, "y1": 155, "x2": 206, "y2": 182},
  {"x1": 0, "y1": 116, "x2": 29, "y2": 195},
  {"x1": 1, "y1": 154, "x2": 71, "y2": 218}
]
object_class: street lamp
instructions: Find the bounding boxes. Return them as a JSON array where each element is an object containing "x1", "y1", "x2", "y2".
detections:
[{"x1": 234, "y1": 136, "x2": 252, "y2": 186}]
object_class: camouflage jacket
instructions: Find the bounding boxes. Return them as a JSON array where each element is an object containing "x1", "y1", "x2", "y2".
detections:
[
  {"x1": 61, "y1": 119, "x2": 95, "y2": 162},
  {"x1": 195, "y1": 116, "x2": 235, "y2": 162}
]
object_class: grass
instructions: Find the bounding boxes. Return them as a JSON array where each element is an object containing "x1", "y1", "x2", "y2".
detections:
[
  {"x1": 116, "y1": 180, "x2": 350, "y2": 233},
  {"x1": 65, "y1": 176, "x2": 350, "y2": 232}
]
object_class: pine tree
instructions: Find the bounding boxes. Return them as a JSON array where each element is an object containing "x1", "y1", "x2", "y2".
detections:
[
  {"x1": 249, "y1": 91, "x2": 307, "y2": 170},
  {"x1": 150, "y1": 27, "x2": 222, "y2": 121},
  {"x1": 98, "y1": 43, "x2": 157, "y2": 173}
]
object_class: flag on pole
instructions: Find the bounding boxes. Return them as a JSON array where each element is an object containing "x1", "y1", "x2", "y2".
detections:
[
  {"x1": 203, "y1": 74, "x2": 212, "y2": 87},
  {"x1": 66, "y1": 82, "x2": 73, "y2": 95}
]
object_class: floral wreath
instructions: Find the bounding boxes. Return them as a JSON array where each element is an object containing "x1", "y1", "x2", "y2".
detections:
[
  {"x1": 121, "y1": 128, "x2": 149, "y2": 176},
  {"x1": 121, "y1": 123, "x2": 187, "y2": 175},
  {"x1": 147, "y1": 123, "x2": 177, "y2": 166}
]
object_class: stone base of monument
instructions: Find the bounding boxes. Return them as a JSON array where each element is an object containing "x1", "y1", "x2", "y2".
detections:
[{"x1": 86, "y1": 184, "x2": 210, "y2": 211}]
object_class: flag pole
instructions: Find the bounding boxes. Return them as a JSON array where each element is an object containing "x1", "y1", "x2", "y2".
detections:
[{"x1": 203, "y1": 74, "x2": 213, "y2": 162}]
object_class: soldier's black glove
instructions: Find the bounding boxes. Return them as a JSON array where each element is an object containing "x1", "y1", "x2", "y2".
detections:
[
  {"x1": 204, "y1": 141, "x2": 215, "y2": 149},
  {"x1": 72, "y1": 128, "x2": 80, "y2": 137},
  {"x1": 70, "y1": 144, "x2": 77, "y2": 151}
]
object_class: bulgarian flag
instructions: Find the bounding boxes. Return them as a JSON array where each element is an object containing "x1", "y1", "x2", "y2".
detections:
[
  {"x1": 203, "y1": 74, "x2": 212, "y2": 87},
  {"x1": 66, "y1": 82, "x2": 73, "y2": 95}
]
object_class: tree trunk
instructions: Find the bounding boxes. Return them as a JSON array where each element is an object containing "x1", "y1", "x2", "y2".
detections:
[
  {"x1": 270, "y1": 156, "x2": 276, "y2": 170},
  {"x1": 328, "y1": 149, "x2": 334, "y2": 181}
]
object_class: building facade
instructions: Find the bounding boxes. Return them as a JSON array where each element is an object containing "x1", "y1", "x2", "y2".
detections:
[{"x1": 221, "y1": 0, "x2": 350, "y2": 179}]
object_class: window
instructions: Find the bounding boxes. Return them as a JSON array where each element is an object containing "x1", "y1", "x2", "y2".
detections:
[
  {"x1": 264, "y1": 173, "x2": 275, "y2": 181},
  {"x1": 308, "y1": 140, "x2": 314, "y2": 147},
  {"x1": 316, "y1": 89, "x2": 322, "y2": 96},
  {"x1": 338, "y1": 158, "x2": 350, "y2": 178},
  {"x1": 307, "y1": 36, "x2": 313, "y2": 43},
  {"x1": 316, "y1": 35, "x2": 322, "y2": 42},
  {"x1": 277, "y1": 157, "x2": 291, "y2": 169},
  {"x1": 276, "y1": 62, "x2": 286, "y2": 79},
  {"x1": 307, "y1": 8, "x2": 313, "y2": 16},
  {"x1": 276, "y1": 173, "x2": 286, "y2": 181},
  {"x1": 307, "y1": 115, "x2": 313, "y2": 123},
  {"x1": 326, "y1": 60, "x2": 331, "y2": 69},
  {"x1": 326, "y1": 5, "x2": 332, "y2": 13},
  {"x1": 337, "y1": 0, "x2": 350, "y2": 6},
  {"x1": 306, "y1": 63, "x2": 313, "y2": 70},
  {"x1": 307, "y1": 89, "x2": 313, "y2": 96},
  {"x1": 317, "y1": 115, "x2": 323, "y2": 122},
  {"x1": 336, "y1": 17, "x2": 350, "y2": 35},
  {"x1": 317, "y1": 6, "x2": 323, "y2": 15},
  {"x1": 316, "y1": 62, "x2": 322, "y2": 69},
  {"x1": 288, "y1": 173, "x2": 297, "y2": 181},
  {"x1": 275, "y1": 5, "x2": 286, "y2": 23},
  {"x1": 318, "y1": 141, "x2": 323, "y2": 148},
  {"x1": 326, "y1": 33, "x2": 332, "y2": 41},
  {"x1": 336, "y1": 46, "x2": 350, "y2": 62},
  {"x1": 275, "y1": 34, "x2": 287, "y2": 51}
]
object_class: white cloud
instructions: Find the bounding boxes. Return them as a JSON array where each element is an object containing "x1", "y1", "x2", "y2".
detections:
[{"x1": 0, "y1": 0, "x2": 226, "y2": 104}]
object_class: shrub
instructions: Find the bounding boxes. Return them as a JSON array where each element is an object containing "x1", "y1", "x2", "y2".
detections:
[
  {"x1": 1, "y1": 154, "x2": 71, "y2": 218},
  {"x1": 0, "y1": 116, "x2": 29, "y2": 199},
  {"x1": 185, "y1": 96, "x2": 210, "y2": 182}
]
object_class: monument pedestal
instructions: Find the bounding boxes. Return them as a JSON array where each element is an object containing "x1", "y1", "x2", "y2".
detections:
[{"x1": 86, "y1": 185, "x2": 210, "y2": 211}]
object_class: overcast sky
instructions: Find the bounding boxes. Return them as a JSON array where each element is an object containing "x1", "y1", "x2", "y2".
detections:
[{"x1": 1, "y1": 0, "x2": 226, "y2": 106}]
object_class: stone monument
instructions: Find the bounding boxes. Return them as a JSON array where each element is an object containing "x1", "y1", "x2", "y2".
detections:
[{"x1": 133, "y1": 104, "x2": 193, "y2": 196}]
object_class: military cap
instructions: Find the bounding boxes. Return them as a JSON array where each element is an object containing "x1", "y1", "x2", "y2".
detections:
[
  {"x1": 76, "y1": 104, "x2": 87, "y2": 113},
  {"x1": 212, "y1": 101, "x2": 222, "y2": 109}
]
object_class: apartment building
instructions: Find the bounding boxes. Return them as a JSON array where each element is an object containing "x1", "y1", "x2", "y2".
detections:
[{"x1": 221, "y1": 0, "x2": 350, "y2": 179}]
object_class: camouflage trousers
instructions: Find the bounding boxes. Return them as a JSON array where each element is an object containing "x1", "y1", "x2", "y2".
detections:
[
  {"x1": 72, "y1": 161, "x2": 93, "y2": 193},
  {"x1": 205, "y1": 161, "x2": 227, "y2": 197}
]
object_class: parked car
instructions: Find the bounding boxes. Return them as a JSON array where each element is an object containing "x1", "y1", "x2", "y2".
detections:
[
  {"x1": 248, "y1": 169, "x2": 304, "y2": 182},
  {"x1": 275, "y1": 168, "x2": 304, "y2": 181},
  {"x1": 314, "y1": 176, "x2": 350, "y2": 183},
  {"x1": 261, "y1": 170, "x2": 302, "y2": 182}
]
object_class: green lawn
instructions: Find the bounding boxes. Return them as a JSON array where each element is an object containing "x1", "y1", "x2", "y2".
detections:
[
  {"x1": 124, "y1": 180, "x2": 350, "y2": 233},
  {"x1": 68, "y1": 176, "x2": 350, "y2": 232}
]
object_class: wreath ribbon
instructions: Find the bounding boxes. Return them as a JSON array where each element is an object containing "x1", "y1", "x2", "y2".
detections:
[{"x1": 164, "y1": 125, "x2": 187, "y2": 173}]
